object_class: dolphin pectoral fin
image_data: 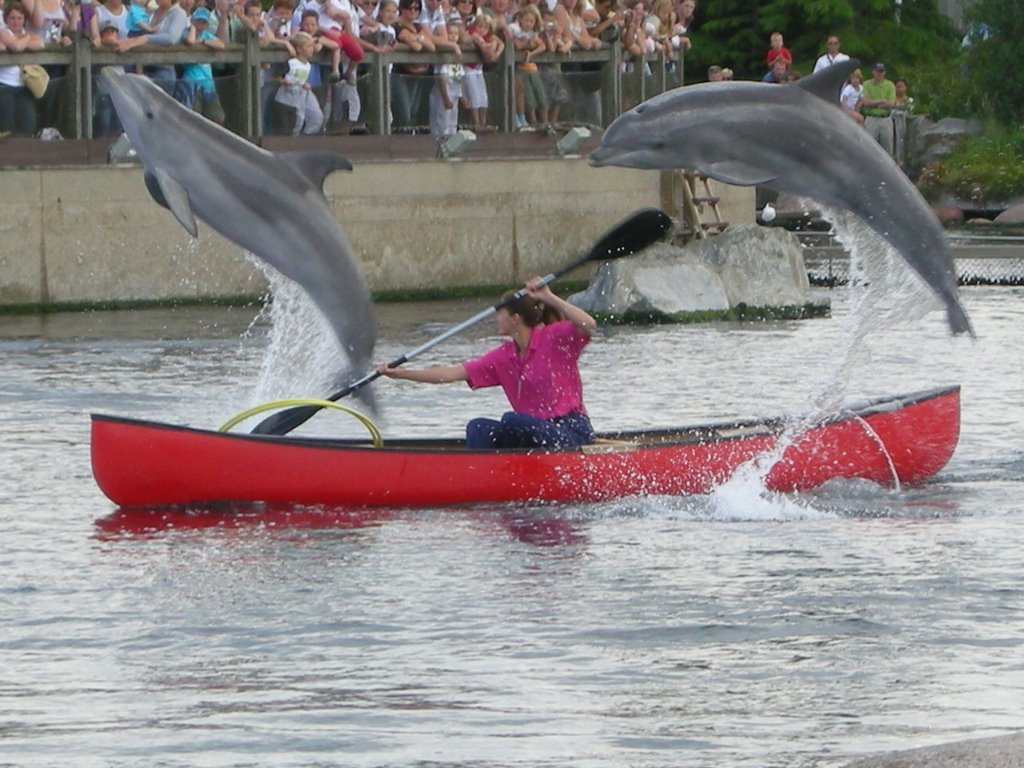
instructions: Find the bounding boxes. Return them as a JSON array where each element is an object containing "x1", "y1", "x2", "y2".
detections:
[
  {"x1": 701, "y1": 161, "x2": 778, "y2": 187},
  {"x1": 143, "y1": 171, "x2": 170, "y2": 211},
  {"x1": 151, "y1": 168, "x2": 198, "y2": 237},
  {"x1": 797, "y1": 59, "x2": 860, "y2": 104},
  {"x1": 279, "y1": 152, "x2": 354, "y2": 193}
]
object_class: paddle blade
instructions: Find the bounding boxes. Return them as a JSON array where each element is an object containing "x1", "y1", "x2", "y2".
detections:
[
  {"x1": 250, "y1": 405, "x2": 321, "y2": 435},
  {"x1": 589, "y1": 208, "x2": 673, "y2": 263}
]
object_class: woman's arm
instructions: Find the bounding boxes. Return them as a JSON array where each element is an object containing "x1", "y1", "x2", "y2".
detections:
[
  {"x1": 376, "y1": 363, "x2": 468, "y2": 384},
  {"x1": 528, "y1": 279, "x2": 596, "y2": 337},
  {"x1": 2, "y1": 28, "x2": 44, "y2": 50}
]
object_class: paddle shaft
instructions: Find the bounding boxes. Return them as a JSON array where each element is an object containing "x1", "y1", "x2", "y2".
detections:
[{"x1": 249, "y1": 207, "x2": 673, "y2": 436}]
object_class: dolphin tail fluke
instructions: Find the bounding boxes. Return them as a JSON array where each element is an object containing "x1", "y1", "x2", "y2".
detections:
[
  {"x1": 947, "y1": 300, "x2": 975, "y2": 338},
  {"x1": 350, "y1": 380, "x2": 378, "y2": 416}
]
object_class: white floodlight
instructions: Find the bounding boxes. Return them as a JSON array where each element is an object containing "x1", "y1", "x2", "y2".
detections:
[{"x1": 556, "y1": 127, "x2": 591, "y2": 156}]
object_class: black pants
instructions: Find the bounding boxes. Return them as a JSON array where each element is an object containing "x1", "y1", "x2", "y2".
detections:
[
  {"x1": 0, "y1": 82, "x2": 37, "y2": 136},
  {"x1": 466, "y1": 411, "x2": 594, "y2": 450}
]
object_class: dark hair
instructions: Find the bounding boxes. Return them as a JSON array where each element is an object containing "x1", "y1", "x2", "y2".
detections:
[
  {"x1": 301, "y1": 9, "x2": 318, "y2": 19},
  {"x1": 4, "y1": 1, "x2": 28, "y2": 18},
  {"x1": 399, "y1": 0, "x2": 420, "y2": 10},
  {"x1": 501, "y1": 291, "x2": 562, "y2": 327}
]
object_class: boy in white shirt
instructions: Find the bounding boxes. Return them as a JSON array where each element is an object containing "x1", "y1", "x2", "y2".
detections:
[{"x1": 274, "y1": 31, "x2": 325, "y2": 134}]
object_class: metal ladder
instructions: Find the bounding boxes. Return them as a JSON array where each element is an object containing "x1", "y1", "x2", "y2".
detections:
[{"x1": 662, "y1": 171, "x2": 729, "y2": 241}]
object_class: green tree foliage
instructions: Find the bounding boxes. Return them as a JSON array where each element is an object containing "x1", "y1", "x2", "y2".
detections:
[
  {"x1": 685, "y1": 0, "x2": 959, "y2": 82},
  {"x1": 960, "y1": 0, "x2": 1024, "y2": 125}
]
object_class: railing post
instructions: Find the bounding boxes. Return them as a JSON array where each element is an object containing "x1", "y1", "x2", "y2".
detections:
[
  {"x1": 242, "y1": 30, "x2": 259, "y2": 138},
  {"x1": 500, "y1": 42, "x2": 515, "y2": 133},
  {"x1": 602, "y1": 40, "x2": 621, "y2": 127},
  {"x1": 72, "y1": 37, "x2": 91, "y2": 139},
  {"x1": 371, "y1": 52, "x2": 388, "y2": 135}
]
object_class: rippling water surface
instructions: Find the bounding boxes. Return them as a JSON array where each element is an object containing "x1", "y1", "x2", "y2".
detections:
[{"x1": 2, "y1": 283, "x2": 1023, "y2": 767}]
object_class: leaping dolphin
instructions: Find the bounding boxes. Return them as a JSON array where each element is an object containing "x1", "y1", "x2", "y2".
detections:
[
  {"x1": 100, "y1": 68, "x2": 377, "y2": 386},
  {"x1": 590, "y1": 61, "x2": 973, "y2": 337}
]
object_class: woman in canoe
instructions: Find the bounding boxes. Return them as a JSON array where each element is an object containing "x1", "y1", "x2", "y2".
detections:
[{"x1": 375, "y1": 278, "x2": 596, "y2": 450}]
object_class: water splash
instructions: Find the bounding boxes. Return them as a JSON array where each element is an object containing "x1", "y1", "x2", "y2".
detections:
[
  {"x1": 707, "y1": 200, "x2": 939, "y2": 518},
  {"x1": 245, "y1": 257, "x2": 349, "y2": 405},
  {"x1": 802, "y1": 201, "x2": 940, "y2": 416}
]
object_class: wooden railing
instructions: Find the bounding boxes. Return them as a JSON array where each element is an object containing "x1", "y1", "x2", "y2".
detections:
[{"x1": 1, "y1": 36, "x2": 684, "y2": 139}]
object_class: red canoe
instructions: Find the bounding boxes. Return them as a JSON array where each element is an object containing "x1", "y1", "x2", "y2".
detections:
[{"x1": 91, "y1": 386, "x2": 960, "y2": 509}]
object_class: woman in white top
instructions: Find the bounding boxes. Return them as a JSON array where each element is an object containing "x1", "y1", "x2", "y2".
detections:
[
  {"x1": 0, "y1": 2, "x2": 44, "y2": 136},
  {"x1": 26, "y1": 0, "x2": 70, "y2": 44}
]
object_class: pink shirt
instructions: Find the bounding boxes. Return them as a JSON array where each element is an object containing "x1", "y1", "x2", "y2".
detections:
[{"x1": 463, "y1": 320, "x2": 590, "y2": 419}]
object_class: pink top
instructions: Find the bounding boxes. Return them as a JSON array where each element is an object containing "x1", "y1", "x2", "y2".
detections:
[{"x1": 463, "y1": 320, "x2": 590, "y2": 419}]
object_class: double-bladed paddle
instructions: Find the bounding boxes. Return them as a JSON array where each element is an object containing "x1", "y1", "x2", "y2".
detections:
[{"x1": 250, "y1": 207, "x2": 673, "y2": 436}]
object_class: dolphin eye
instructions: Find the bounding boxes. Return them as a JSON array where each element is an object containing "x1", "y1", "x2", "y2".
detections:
[
  {"x1": 144, "y1": 109, "x2": 155, "y2": 119},
  {"x1": 652, "y1": 140, "x2": 666, "y2": 150}
]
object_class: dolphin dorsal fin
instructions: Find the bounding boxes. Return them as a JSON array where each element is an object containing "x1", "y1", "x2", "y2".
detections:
[
  {"x1": 279, "y1": 151, "x2": 354, "y2": 193},
  {"x1": 797, "y1": 58, "x2": 861, "y2": 104},
  {"x1": 149, "y1": 168, "x2": 198, "y2": 237}
]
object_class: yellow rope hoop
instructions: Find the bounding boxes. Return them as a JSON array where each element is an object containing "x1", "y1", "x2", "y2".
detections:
[{"x1": 218, "y1": 399, "x2": 384, "y2": 448}]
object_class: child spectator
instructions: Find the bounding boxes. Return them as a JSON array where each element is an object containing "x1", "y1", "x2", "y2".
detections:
[
  {"x1": 267, "y1": 0, "x2": 295, "y2": 38},
  {"x1": 429, "y1": 12, "x2": 464, "y2": 137},
  {"x1": 89, "y1": 21, "x2": 125, "y2": 136},
  {"x1": 647, "y1": 0, "x2": 685, "y2": 65},
  {"x1": 588, "y1": 0, "x2": 623, "y2": 46},
  {"x1": 419, "y1": 0, "x2": 461, "y2": 56},
  {"x1": 298, "y1": 9, "x2": 360, "y2": 132},
  {"x1": 183, "y1": 7, "x2": 226, "y2": 124},
  {"x1": 313, "y1": 0, "x2": 364, "y2": 83},
  {"x1": 355, "y1": 0, "x2": 394, "y2": 54},
  {"x1": 275, "y1": 30, "x2": 325, "y2": 134},
  {"x1": 463, "y1": 11, "x2": 503, "y2": 131},
  {"x1": 509, "y1": 4, "x2": 548, "y2": 131},
  {"x1": 840, "y1": 67, "x2": 864, "y2": 125},
  {"x1": 619, "y1": 0, "x2": 649, "y2": 70},
  {"x1": 91, "y1": 0, "x2": 129, "y2": 44},
  {"x1": 126, "y1": 0, "x2": 153, "y2": 36},
  {"x1": 537, "y1": 11, "x2": 569, "y2": 129},
  {"x1": 765, "y1": 31, "x2": 791, "y2": 68},
  {"x1": 300, "y1": 7, "x2": 342, "y2": 85}
]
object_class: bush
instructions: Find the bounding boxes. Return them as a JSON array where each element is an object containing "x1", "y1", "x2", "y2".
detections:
[{"x1": 918, "y1": 122, "x2": 1024, "y2": 202}]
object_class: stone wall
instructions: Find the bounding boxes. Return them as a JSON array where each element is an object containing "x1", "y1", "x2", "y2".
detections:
[{"x1": 0, "y1": 160, "x2": 754, "y2": 309}]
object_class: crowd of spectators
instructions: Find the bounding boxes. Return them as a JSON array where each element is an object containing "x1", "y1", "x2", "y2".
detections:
[
  {"x1": 1, "y1": 0, "x2": 915, "y2": 154},
  {"x1": 736, "y1": 31, "x2": 913, "y2": 163}
]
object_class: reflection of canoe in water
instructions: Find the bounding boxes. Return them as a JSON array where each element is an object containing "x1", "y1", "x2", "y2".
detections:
[{"x1": 91, "y1": 386, "x2": 960, "y2": 510}]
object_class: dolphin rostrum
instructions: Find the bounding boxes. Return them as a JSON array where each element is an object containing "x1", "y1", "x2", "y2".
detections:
[
  {"x1": 590, "y1": 61, "x2": 973, "y2": 336},
  {"x1": 100, "y1": 68, "x2": 377, "y2": 387}
]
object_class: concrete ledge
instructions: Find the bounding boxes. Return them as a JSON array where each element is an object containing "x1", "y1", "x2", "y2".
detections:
[{"x1": 0, "y1": 158, "x2": 755, "y2": 310}]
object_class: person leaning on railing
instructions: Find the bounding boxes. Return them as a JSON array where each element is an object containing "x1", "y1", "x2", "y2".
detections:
[
  {"x1": 391, "y1": 0, "x2": 434, "y2": 130},
  {"x1": 114, "y1": 0, "x2": 189, "y2": 86},
  {"x1": 0, "y1": 2, "x2": 45, "y2": 138}
]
